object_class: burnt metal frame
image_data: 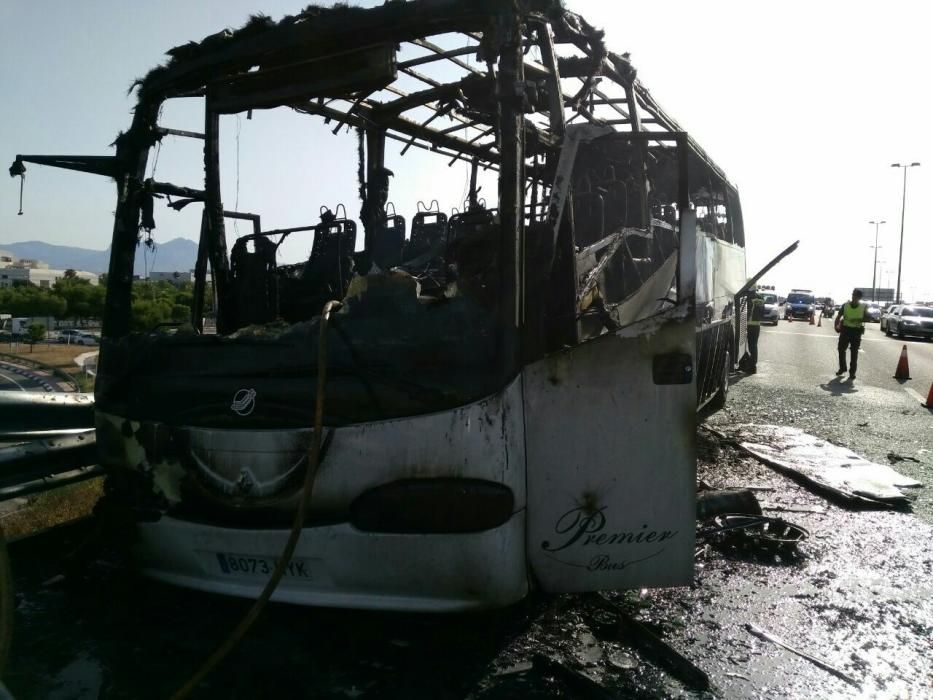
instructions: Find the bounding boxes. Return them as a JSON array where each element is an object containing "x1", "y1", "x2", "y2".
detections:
[{"x1": 9, "y1": 0, "x2": 738, "y2": 343}]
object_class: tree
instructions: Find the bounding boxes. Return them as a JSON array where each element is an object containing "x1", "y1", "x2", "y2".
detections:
[
  {"x1": 171, "y1": 304, "x2": 190, "y2": 322},
  {"x1": 53, "y1": 277, "x2": 102, "y2": 324},
  {"x1": 26, "y1": 323, "x2": 45, "y2": 352},
  {"x1": 131, "y1": 298, "x2": 174, "y2": 331},
  {"x1": 0, "y1": 285, "x2": 66, "y2": 318}
]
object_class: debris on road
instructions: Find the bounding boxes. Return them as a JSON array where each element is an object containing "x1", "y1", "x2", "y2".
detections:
[
  {"x1": 724, "y1": 671, "x2": 751, "y2": 682},
  {"x1": 700, "y1": 514, "x2": 808, "y2": 556},
  {"x1": 729, "y1": 424, "x2": 923, "y2": 507},
  {"x1": 531, "y1": 653, "x2": 616, "y2": 700},
  {"x1": 586, "y1": 595, "x2": 711, "y2": 692},
  {"x1": 745, "y1": 622, "x2": 861, "y2": 689},
  {"x1": 721, "y1": 484, "x2": 775, "y2": 491},
  {"x1": 887, "y1": 452, "x2": 921, "y2": 465},
  {"x1": 760, "y1": 503, "x2": 826, "y2": 514},
  {"x1": 696, "y1": 488, "x2": 762, "y2": 519},
  {"x1": 7, "y1": 425, "x2": 933, "y2": 698}
]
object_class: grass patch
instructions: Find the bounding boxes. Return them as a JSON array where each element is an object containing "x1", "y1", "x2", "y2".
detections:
[{"x1": 1, "y1": 478, "x2": 103, "y2": 542}]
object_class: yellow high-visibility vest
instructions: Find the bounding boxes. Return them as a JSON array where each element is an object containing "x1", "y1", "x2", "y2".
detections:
[
  {"x1": 748, "y1": 298, "x2": 764, "y2": 326},
  {"x1": 842, "y1": 302, "x2": 866, "y2": 329}
]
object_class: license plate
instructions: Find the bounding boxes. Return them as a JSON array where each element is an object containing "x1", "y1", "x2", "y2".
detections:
[{"x1": 212, "y1": 552, "x2": 312, "y2": 579}]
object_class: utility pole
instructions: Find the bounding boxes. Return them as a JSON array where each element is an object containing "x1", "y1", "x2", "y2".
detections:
[
  {"x1": 891, "y1": 162, "x2": 920, "y2": 304},
  {"x1": 868, "y1": 220, "x2": 885, "y2": 303}
]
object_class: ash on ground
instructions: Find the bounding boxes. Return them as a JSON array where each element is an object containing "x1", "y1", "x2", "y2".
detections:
[{"x1": 7, "y1": 431, "x2": 932, "y2": 699}]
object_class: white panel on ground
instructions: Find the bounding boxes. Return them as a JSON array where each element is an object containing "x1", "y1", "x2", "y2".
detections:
[{"x1": 733, "y1": 424, "x2": 923, "y2": 507}]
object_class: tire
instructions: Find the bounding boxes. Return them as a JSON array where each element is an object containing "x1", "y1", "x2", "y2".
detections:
[{"x1": 707, "y1": 350, "x2": 730, "y2": 411}]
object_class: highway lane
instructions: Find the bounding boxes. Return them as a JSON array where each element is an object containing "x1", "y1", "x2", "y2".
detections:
[
  {"x1": 709, "y1": 317, "x2": 933, "y2": 522},
  {"x1": 761, "y1": 318, "x2": 933, "y2": 392},
  {"x1": 0, "y1": 362, "x2": 49, "y2": 392},
  {"x1": 0, "y1": 368, "x2": 27, "y2": 391}
]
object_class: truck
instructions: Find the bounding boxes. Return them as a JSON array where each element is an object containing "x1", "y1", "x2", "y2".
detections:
[{"x1": 6, "y1": 317, "x2": 52, "y2": 339}]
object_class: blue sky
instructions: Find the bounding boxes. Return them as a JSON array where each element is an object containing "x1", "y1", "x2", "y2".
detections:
[{"x1": 2, "y1": 0, "x2": 931, "y2": 301}]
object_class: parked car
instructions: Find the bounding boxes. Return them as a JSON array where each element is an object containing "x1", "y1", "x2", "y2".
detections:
[
  {"x1": 880, "y1": 305, "x2": 902, "y2": 333},
  {"x1": 58, "y1": 329, "x2": 98, "y2": 345},
  {"x1": 864, "y1": 303, "x2": 882, "y2": 323},
  {"x1": 885, "y1": 306, "x2": 933, "y2": 339},
  {"x1": 759, "y1": 293, "x2": 780, "y2": 325}
]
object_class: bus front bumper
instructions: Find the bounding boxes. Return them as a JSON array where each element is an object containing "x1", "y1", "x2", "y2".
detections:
[{"x1": 134, "y1": 512, "x2": 529, "y2": 612}]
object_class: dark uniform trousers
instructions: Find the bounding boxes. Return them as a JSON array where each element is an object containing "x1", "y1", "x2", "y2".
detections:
[
  {"x1": 838, "y1": 327, "x2": 862, "y2": 374},
  {"x1": 747, "y1": 325, "x2": 761, "y2": 368}
]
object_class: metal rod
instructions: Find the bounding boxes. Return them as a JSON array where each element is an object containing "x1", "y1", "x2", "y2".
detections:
[
  {"x1": 223, "y1": 210, "x2": 262, "y2": 236},
  {"x1": 157, "y1": 127, "x2": 206, "y2": 140},
  {"x1": 409, "y1": 40, "x2": 480, "y2": 74},
  {"x1": 869, "y1": 219, "x2": 885, "y2": 303},
  {"x1": 593, "y1": 88, "x2": 630, "y2": 121},
  {"x1": 897, "y1": 166, "x2": 907, "y2": 304},
  {"x1": 398, "y1": 45, "x2": 475, "y2": 70},
  {"x1": 891, "y1": 162, "x2": 919, "y2": 304}
]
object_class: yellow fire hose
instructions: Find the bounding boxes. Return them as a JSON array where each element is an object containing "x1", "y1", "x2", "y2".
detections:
[{"x1": 170, "y1": 300, "x2": 343, "y2": 699}]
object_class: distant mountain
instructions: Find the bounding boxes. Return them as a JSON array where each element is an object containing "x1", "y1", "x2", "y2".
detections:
[{"x1": 0, "y1": 238, "x2": 198, "y2": 276}]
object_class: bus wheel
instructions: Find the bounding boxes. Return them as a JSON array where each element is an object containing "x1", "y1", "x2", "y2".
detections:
[{"x1": 708, "y1": 351, "x2": 730, "y2": 411}]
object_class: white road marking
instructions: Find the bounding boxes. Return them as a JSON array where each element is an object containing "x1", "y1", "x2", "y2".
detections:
[
  {"x1": 765, "y1": 330, "x2": 887, "y2": 343},
  {"x1": 903, "y1": 386, "x2": 931, "y2": 407},
  {"x1": 0, "y1": 370, "x2": 26, "y2": 391}
]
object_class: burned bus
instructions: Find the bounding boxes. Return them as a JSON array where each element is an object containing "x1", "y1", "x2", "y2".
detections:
[{"x1": 9, "y1": 1, "x2": 745, "y2": 610}]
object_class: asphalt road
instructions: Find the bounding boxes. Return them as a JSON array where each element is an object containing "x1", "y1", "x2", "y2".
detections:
[
  {"x1": 710, "y1": 317, "x2": 933, "y2": 521},
  {"x1": 0, "y1": 361, "x2": 52, "y2": 392}
]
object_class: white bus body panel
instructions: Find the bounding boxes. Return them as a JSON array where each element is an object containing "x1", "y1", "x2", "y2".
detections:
[
  {"x1": 523, "y1": 313, "x2": 696, "y2": 592},
  {"x1": 119, "y1": 377, "x2": 529, "y2": 611},
  {"x1": 136, "y1": 512, "x2": 527, "y2": 612},
  {"x1": 304, "y1": 377, "x2": 527, "y2": 515}
]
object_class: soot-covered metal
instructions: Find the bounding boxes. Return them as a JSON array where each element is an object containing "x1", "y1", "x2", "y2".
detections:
[{"x1": 7, "y1": 1, "x2": 737, "y2": 575}]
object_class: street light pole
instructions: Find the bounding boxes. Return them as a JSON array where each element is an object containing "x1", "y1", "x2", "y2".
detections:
[
  {"x1": 891, "y1": 162, "x2": 920, "y2": 304},
  {"x1": 868, "y1": 220, "x2": 885, "y2": 302}
]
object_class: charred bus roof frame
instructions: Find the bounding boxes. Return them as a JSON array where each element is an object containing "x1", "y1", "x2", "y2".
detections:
[{"x1": 9, "y1": 0, "x2": 734, "y2": 346}]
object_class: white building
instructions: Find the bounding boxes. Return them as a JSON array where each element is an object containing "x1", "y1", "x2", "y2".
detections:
[{"x1": 0, "y1": 249, "x2": 98, "y2": 288}]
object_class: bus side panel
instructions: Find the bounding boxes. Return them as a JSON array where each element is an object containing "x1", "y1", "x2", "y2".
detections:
[{"x1": 523, "y1": 319, "x2": 696, "y2": 592}]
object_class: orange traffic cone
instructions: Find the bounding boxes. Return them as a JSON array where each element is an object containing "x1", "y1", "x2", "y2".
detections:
[
  {"x1": 893, "y1": 345, "x2": 911, "y2": 380},
  {"x1": 923, "y1": 381, "x2": 933, "y2": 408},
  {"x1": 809, "y1": 312, "x2": 815, "y2": 325}
]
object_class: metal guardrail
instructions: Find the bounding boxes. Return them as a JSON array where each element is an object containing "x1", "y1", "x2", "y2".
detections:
[
  {"x1": 0, "y1": 391, "x2": 99, "y2": 501},
  {"x1": 0, "y1": 391, "x2": 95, "y2": 438},
  {"x1": 0, "y1": 432, "x2": 101, "y2": 502}
]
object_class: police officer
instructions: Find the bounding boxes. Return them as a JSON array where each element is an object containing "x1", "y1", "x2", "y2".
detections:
[
  {"x1": 834, "y1": 288, "x2": 866, "y2": 380},
  {"x1": 746, "y1": 291, "x2": 764, "y2": 373}
]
